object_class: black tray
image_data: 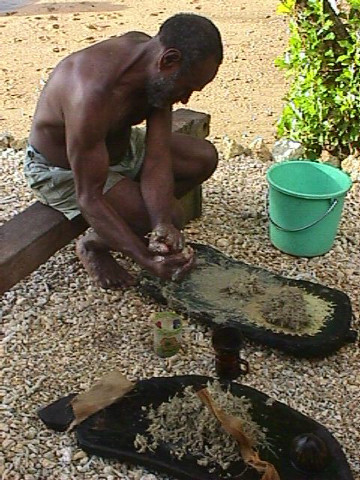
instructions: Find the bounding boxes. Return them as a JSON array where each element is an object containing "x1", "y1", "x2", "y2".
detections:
[
  {"x1": 75, "y1": 375, "x2": 353, "y2": 480},
  {"x1": 139, "y1": 243, "x2": 356, "y2": 358}
]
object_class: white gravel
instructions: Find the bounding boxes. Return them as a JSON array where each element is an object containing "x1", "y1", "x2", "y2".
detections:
[{"x1": 1, "y1": 142, "x2": 360, "y2": 480}]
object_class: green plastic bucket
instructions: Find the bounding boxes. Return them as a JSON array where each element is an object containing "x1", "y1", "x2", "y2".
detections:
[{"x1": 266, "y1": 160, "x2": 352, "y2": 257}]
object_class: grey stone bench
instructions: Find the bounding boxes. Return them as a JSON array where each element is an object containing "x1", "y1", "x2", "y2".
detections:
[{"x1": 0, "y1": 109, "x2": 210, "y2": 294}]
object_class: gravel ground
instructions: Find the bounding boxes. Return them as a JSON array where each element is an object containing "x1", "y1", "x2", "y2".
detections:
[{"x1": 1, "y1": 142, "x2": 360, "y2": 480}]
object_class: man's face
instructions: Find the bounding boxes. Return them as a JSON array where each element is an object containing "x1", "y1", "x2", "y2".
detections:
[
  {"x1": 146, "y1": 71, "x2": 180, "y2": 109},
  {"x1": 146, "y1": 56, "x2": 219, "y2": 109}
]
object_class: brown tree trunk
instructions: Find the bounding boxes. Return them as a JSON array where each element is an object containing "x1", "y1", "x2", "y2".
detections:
[
  {"x1": 295, "y1": 0, "x2": 350, "y2": 56},
  {"x1": 323, "y1": 0, "x2": 349, "y2": 40},
  {"x1": 295, "y1": 0, "x2": 349, "y2": 40}
]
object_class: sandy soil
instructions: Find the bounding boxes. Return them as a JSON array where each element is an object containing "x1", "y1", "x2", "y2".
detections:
[
  {"x1": 2, "y1": 3, "x2": 360, "y2": 480},
  {"x1": 0, "y1": 0, "x2": 288, "y2": 146}
]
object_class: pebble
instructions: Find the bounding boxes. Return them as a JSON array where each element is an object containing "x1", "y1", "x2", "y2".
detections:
[
  {"x1": 1, "y1": 143, "x2": 359, "y2": 480},
  {"x1": 41, "y1": 458, "x2": 55, "y2": 468},
  {"x1": 216, "y1": 238, "x2": 229, "y2": 248},
  {"x1": 2, "y1": 439, "x2": 14, "y2": 449},
  {"x1": 25, "y1": 429, "x2": 36, "y2": 440},
  {"x1": 72, "y1": 451, "x2": 88, "y2": 461}
]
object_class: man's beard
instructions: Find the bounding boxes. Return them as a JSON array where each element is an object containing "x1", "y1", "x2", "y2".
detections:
[{"x1": 146, "y1": 72, "x2": 179, "y2": 109}]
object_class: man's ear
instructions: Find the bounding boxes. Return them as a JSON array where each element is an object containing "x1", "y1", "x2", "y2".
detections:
[{"x1": 159, "y1": 48, "x2": 182, "y2": 72}]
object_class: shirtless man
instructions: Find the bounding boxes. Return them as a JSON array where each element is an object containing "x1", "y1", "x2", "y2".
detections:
[{"x1": 24, "y1": 13, "x2": 223, "y2": 289}]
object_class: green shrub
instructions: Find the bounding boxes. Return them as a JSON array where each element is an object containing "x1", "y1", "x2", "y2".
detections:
[{"x1": 276, "y1": 0, "x2": 360, "y2": 160}]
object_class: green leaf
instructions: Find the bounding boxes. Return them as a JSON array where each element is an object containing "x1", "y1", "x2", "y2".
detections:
[
  {"x1": 324, "y1": 32, "x2": 335, "y2": 40},
  {"x1": 349, "y1": 0, "x2": 360, "y2": 9},
  {"x1": 276, "y1": 0, "x2": 295, "y2": 14},
  {"x1": 275, "y1": 0, "x2": 360, "y2": 158}
]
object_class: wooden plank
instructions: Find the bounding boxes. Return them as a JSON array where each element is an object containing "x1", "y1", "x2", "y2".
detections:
[
  {"x1": 0, "y1": 109, "x2": 210, "y2": 294},
  {"x1": 0, "y1": 205, "x2": 87, "y2": 294}
]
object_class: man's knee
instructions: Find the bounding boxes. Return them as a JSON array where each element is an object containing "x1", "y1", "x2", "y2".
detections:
[{"x1": 201, "y1": 139, "x2": 219, "y2": 180}]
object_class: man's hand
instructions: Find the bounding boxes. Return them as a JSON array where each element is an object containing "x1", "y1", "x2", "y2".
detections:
[
  {"x1": 148, "y1": 223, "x2": 185, "y2": 255},
  {"x1": 146, "y1": 224, "x2": 196, "y2": 281},
  {"x1": 146, "y1": 245, "x2": 195, "y2": 282}
]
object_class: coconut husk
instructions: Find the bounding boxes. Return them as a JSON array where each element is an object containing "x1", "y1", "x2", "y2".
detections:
[
  {"x1": 69, "y1": 370, "x2": 135, "y2": 429},
  {"x1": 197, "y1": 388, "x2": 280, "y2": 480}
]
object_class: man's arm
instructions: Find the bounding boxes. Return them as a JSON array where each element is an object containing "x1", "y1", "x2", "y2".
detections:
[
  {"x1": 63, "y1": 90, "x2": 152, "y2": 262},
  {"x1": 64, "y1": 91, "x2": 191, "y2": 279},
  {"x1": 141, "y1": 106, "x2": 174, "y2": 227},
  {"x1": 140, "y1": 107, "x2": 187, "y2": 254}
]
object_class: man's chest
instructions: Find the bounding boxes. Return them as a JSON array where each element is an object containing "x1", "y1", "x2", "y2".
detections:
[{"x1": 108, "y1": 92, "x2": 151, "y2": 132}]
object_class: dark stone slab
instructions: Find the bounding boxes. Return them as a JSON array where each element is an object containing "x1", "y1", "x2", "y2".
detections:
[
  {"x1": 38, "y1": 393, "x2": 77, "y2": 432},
  {"x1": 139, "y1": 243, "x2": 357, "y2": 358},
  {"x1": 73, "y1": 375, "x2": 353, "y2": 480}
]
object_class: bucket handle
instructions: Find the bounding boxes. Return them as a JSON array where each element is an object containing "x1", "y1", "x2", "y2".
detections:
[{"x1": 268, "y1": 197, "x2": 338, "y2": 232}]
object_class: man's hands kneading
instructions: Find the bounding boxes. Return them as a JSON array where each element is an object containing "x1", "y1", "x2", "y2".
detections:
[{"x1": 146, "y1": 223, "x2": 195, "y2": 281}]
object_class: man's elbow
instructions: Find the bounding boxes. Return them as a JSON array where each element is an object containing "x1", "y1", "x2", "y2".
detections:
[{"x1": 77, "y1": 192, "x2": 103, "y2": 215}]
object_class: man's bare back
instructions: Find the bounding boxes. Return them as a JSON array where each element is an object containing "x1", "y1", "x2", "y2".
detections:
[
  {"x1": 30, "y1": 32, "x2": 153, "y2": 169},
  {"x1": 26, "y1": 13, "x2": 223, "y2": 289}
]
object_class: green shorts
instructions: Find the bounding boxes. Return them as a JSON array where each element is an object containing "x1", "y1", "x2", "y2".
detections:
[{"x1": 23, "y1": 127, "x2": 146, "y2": 220}]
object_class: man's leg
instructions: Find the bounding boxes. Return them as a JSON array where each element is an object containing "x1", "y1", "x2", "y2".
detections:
[
  {"x1": 76, "y1": 230, "x2": 136, "y2": 290},
  {"x1": 77, "y1": 134, "x2": 217, "y2": 289},
  {"x1": 169, "y1": 133, "x2": 219, "y2": 198},
  {"x1": 76, "y1": 176, "x2": 184, "y2": 289}
]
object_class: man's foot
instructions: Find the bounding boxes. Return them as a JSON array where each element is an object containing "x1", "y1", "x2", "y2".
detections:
[{"x1": 76, "y1": 238, "x2": 136, "y2": 289}]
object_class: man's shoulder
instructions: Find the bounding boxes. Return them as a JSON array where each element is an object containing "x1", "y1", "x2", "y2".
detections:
[{"x1": 123, "y1": 31, "x2": 152, "y2": 43}]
